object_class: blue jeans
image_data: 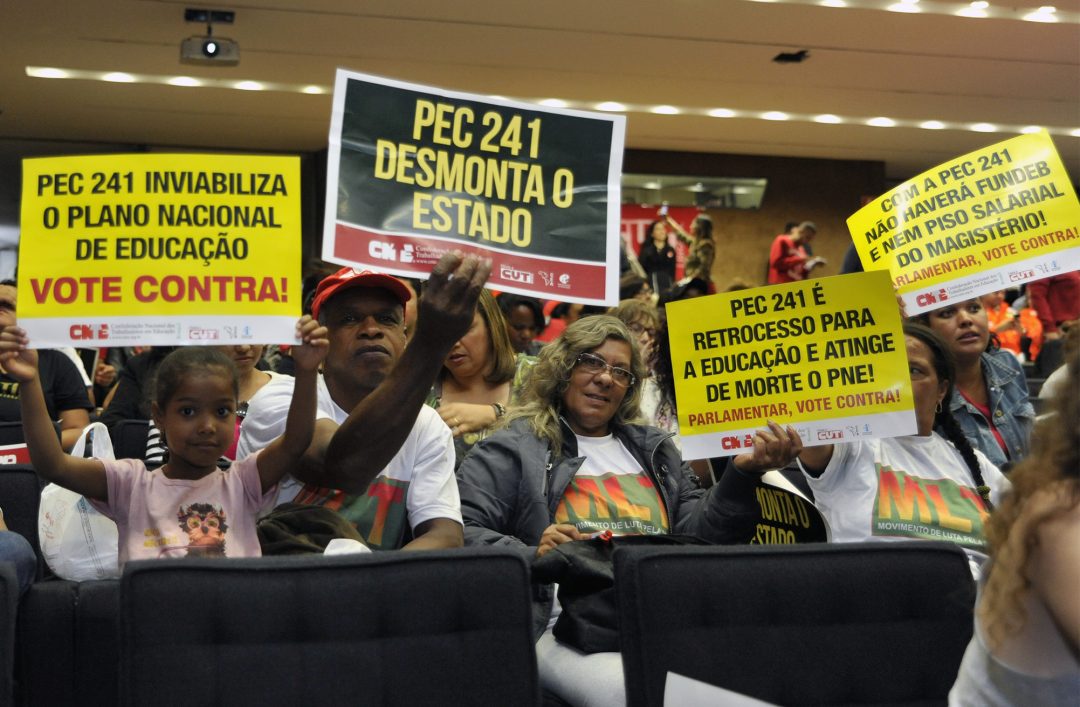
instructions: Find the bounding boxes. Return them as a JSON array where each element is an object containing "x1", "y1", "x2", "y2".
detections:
[{"x1": 0, "y1": 531, "x2": 37, "y2": 596}]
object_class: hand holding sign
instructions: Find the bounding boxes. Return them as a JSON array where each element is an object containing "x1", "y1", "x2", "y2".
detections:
[
  {"x1": 0, "y1": 326, "x2": 36, "y2": 383},
  {"x1": 732, "y1": 421, "x2": 803, "y2": 475},
  {"x1": 667, "y1": 270, "x2": 915, "y2": 459},
  {"x1": 847, "y1": 131, "x2": 1080, "y2": 314},
  {"x1": 323, "y1": 70, "x2": 626, "y2": 305}
]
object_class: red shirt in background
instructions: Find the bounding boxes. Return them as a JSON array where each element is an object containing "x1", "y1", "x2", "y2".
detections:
[
  {"x1": 1027, "y1": 272, "x2": 1080, "y2": 334},
  {"x1": 767, "y1": 235, "x2": 810, "y2": 285}
]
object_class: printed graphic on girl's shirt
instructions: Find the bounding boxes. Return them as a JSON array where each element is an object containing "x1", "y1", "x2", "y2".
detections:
[
  {"x1": 555, "y1": 473, "x2": 670, "y2": 536},
  {"x1": 168, "y1": 502, "x2": 229, "y2": 557},
  {"x1": 873, "y1": 464, "x2": 989, "y2": 548}
]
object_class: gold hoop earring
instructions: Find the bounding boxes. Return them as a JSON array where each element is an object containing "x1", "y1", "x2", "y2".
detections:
[{"x1": 935, "y1": 401, "x2": 943, "y2": 414}]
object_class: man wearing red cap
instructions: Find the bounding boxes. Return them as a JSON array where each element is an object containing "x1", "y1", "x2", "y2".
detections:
[{"x1": 239, "y1": 252, "x2": 490, "y2": 550}]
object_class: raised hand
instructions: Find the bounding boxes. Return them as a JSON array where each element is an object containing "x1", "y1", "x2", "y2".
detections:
[
  {"x1": 0, "y1": 326, "x2": 39, "y2": 383},
  {"x1": 414, "y1": 251, "x2": 492, "y2": 351},
  {"x1": 290, "y1": 315, "x2": 329, "y2": 373}
]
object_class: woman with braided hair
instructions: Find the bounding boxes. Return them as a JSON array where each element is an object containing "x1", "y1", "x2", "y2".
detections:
[
  {"x1": 913, "y1": 297, "x2": 1034, "y2": 470},
  {"x1": 797, "y1": 322, "x2": 1010, "y2": 570},
  {"x1": 950, "y1": 329, "x2": 1079, "y2": 705}
]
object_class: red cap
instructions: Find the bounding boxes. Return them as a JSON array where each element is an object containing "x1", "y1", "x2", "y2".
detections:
[{"x1": 310, "y1": 267, "x2": 412, "y2": 320}]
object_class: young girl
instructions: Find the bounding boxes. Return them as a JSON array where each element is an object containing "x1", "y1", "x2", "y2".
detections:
[{"x1": 0, "y1": 316, "x2": 327, "y2": 564}]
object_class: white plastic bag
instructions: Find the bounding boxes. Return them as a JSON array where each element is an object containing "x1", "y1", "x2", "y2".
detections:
[{"x1": 37, "y1": 422, "x2": 120, "y2": 580}]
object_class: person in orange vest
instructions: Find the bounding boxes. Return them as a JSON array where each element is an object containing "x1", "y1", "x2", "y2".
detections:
[{"x1": 981, "y1": 291, "x2": 1042, "y2": 362}]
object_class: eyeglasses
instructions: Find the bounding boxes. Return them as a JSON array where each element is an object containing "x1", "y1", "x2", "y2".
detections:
[
  {"x1": 627, "y1": 322, "x2": 656, "y2": 338},
  {"x1": 574, "y1": 352, "x2": 636, "y2": 388}
]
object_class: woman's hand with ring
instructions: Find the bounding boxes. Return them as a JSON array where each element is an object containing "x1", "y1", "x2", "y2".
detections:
[{"x1": 438, "y1": 402, "x2": 500, "y2": 438}]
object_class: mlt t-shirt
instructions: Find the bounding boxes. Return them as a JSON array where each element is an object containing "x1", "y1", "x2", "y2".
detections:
[
  {"x1": 800, "y1": 433, "x2": 1009, "y2": 564},
  {"x1": 554, "y1": 434, "x2": 669, "y2": 536}
]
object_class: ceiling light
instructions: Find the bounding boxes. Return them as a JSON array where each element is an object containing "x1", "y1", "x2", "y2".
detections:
[
  {"x1": 813, "y1": 114, "x2": 842, "y2": 124},
  {"x1": 27, "y1": 67, "x2": 69, "y2": 79},
  {"x1": 867, "y1": 117, "x2": 896, "y2": 127},
  {"x1": 671, "y1": 0, "x2": 1080, "y2": 23},
  {"x1": 1023, "y1": 5, "x2": 1057, "y2": 21},
  {"x1": 651, "y1": 105, "x2": 680, "y2": 115},
  {"x1": 25, "y1": 66, "x2": 329, "y2": 95},
  {"x1": 1020, "y1": 125, "x2": 1043, "y2": 134},
  {"x1": 707, "y1": 108, "x2": 736, "y2": 118},
  {"x1": 595, "y1": 101, "x2": 626, "y2": 112},
  {"x1": 1070, "y1": 128, "x2": 1080, "y2": 137},
  {"x1": 762, "y1": 111, "x2": 789, "y2": 121},
  {"x1": 642, "y1": 182, "x2": 662, "y2": 190},
  {"x1": 688, "y1": 183, "x2": 707, "y2": 192},
  {"x1": 919, "y1": 120, "x2": 946, "y2": 129},
  {"x1": 970, "y1": 123, "x2": 997, "y2": 132},
  {"x1": 539, "y1": 99, "x2": 569, "y2": 108}
]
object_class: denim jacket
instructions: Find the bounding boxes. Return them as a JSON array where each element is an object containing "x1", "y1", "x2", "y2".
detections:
[{"x1": 949, "y1": 349, "x2": 1033, "y2": 470}]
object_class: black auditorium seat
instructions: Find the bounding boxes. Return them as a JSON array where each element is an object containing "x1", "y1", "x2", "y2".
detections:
[
  {"x1": 0, "y1": 564, "x2": 17, "y2": 706},
  {"x1": 120, "y1": 548, "x2": 539, "y2": 706},
  {"x1": 616, "y1": 542, "x2": 975, "y2": 707},
  {"x1": 108, "y1": 419, "x2": 150, "y2": 461},
  {"x1": 0, "y1": 465, "x2": 45, "y2": 581}
]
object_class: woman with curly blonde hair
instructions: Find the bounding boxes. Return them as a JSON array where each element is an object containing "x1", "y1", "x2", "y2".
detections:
[{"x1": 950, "y1": 329, "x2": 1080, "y2": 704}]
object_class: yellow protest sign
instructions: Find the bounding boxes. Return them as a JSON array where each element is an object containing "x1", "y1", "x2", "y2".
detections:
[
  {"x1": 847, "y1": 131, "x2": 1080, "y2": 314},
  {"x1": 666, "y1": 271, "x2": 915, "y2": 459},
  {"x1": 19, "y1": 153, "x2": 301, "y2": 346}
]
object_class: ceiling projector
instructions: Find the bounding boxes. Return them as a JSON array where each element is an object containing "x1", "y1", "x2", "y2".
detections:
[{"x1": 180, "y1": 35, "x2": 239, "y2": 65}]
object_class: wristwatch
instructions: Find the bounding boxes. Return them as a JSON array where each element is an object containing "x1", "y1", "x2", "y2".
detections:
[{"x1": 492, "y1": 402, "x2": 507, "y2": 419}]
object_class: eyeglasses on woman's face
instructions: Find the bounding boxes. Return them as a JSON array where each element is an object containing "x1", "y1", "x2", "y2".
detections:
[
  {"x1": 627, "y1": 322, "x2": 656, "y2": 339},
  {"x1": 573, "y1": 352, "x2": 636, "y2": 388}
]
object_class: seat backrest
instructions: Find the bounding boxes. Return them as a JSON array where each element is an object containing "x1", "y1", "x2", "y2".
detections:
[
  {"x1": 0, "y1": 421, "x2": 61, "y2": 448},
  {"x1": 16, "y1": 578, "x2": 120, "y2": 707},
  {"x1": 121, "y1": 548, "x2": 538, "y2": 706},
  {"x1": 108, "y1": 420, "x2": 149, "y2": 461},
  {"x1": 0, "y1": 465, "x2": 45, "y2": 579},
  {"x1": 0, "y1": 422, "x2": 25, "y2": 447},
  {"x1": 616, "y1": 542, "x2": 975, "y2": 707},
  {"x1": 0, "y1": 564, "x2": 16, "y2": 706}
]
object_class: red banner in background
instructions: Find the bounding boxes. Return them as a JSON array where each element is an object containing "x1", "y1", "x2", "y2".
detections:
[{"x1": 620, "y1": 205, "x2": 699, "y2": 281}]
